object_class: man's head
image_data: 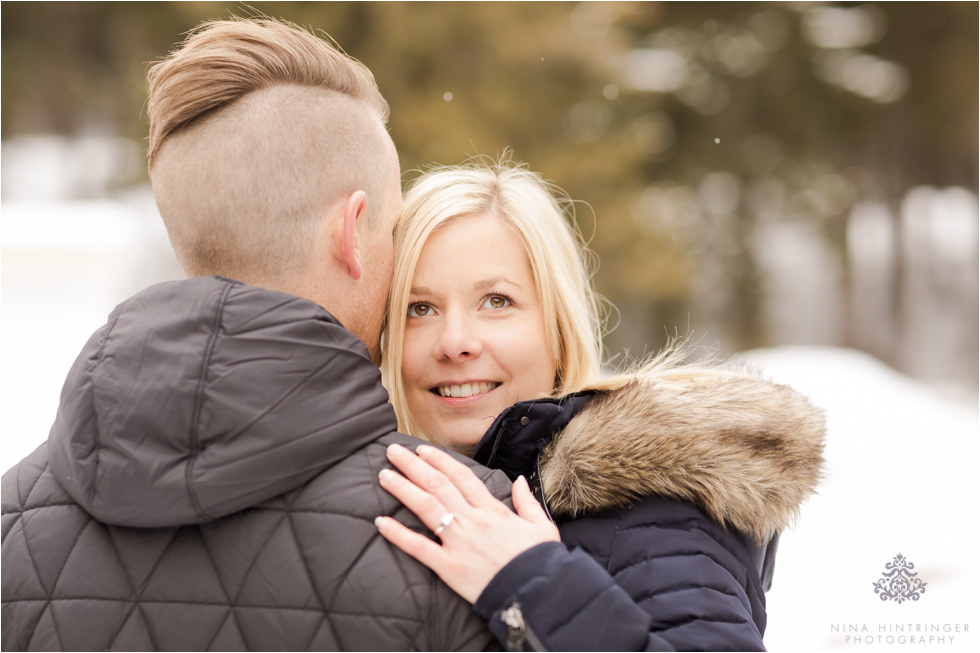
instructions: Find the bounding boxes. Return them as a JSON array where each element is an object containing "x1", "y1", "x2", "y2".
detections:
[{"x1": 147, "y1": 18, "x2": 401, "y2": 360}]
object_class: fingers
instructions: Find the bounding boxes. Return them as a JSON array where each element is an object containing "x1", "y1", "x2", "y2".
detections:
[
  {"x1": 415, "y1": 444, "x2": 501, "y2": 508},
  {"x1": 374, "y1": 516, "x2": 447, "y2": 574},
  {"x1": 378, "y1": 467, "x2": 453, "y2": 536},
  {"x1": 376, "y1": 452, "x2": 562, "y2": 606},
  {"x1": 512, "y1": 475, "x2": 561, "y2": 540},
  {"x1": 511, "y1": 475, "x2": 548, "y2": 523},
  {"x1": 386, "y1": 443, "x2": 499, "y2": 510},
  {"x1": 385, "y1": 443, "x2": 467, "y2": 513}
]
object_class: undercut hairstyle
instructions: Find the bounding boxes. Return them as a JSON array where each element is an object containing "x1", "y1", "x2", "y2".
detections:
[
  {"x1": 381, "y1": 159, "x2": 608, "y2": 438},
  {"x1": 147, "y1": 18, "x2": 394, "y2": 282}
]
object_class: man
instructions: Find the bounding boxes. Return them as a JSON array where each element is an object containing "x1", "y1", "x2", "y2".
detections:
[{"x1": 1, "y1": 18, "x2": 509, "y2": 651}]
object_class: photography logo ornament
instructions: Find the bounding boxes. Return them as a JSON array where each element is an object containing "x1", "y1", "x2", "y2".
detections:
[{"x1": 872, "y1": 553, "x2": 927, "y2": 603}]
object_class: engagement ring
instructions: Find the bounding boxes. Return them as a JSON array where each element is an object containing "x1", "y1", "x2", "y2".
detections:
[{"x1": 435, "y1": 512, "x2": 455, "y2": 535}]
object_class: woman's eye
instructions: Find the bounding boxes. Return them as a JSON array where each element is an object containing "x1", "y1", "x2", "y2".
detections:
[
  {"x1": 483, "y1": 295, "x2": 511, "y2": 310},
  {"x1": 408, "y1": 303, "x2": 432, "y2": 317}
]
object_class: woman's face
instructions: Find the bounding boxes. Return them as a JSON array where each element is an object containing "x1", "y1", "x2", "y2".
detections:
[{"x1": 401, "y1": 214, "x2": 556, "y2": 455}]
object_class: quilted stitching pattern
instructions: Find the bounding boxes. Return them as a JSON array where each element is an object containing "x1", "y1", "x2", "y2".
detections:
[
  {"x1": 557, "y1": 497, "x2": 767, "y2": 649},
  {"x1": 4, "y1": 279, "x2": 508, "y2": 651},
  {"x1": 3, "y1": 441, "x2": 495, "y2": 651}
]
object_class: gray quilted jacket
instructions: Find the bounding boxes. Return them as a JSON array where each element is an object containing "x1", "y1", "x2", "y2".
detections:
[{"x1": 2, "y1": 276, "x2": 508, "y2": 651}]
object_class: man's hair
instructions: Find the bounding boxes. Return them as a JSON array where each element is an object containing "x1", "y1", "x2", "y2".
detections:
[
  {"x1": 380, "y1": 159, "x2": 608, "y2": 438},
  {"x1": 147, "y1": 18, "x2": 394, "y2": 282}
]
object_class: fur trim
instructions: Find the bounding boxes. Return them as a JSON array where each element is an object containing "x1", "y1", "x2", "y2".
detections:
[{"x1": 539, "y1": 373, "x2": 826, "y2": 542}]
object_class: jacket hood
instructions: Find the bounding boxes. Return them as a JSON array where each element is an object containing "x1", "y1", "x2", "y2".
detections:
[
  {"x1": 476, "y1": 372, "x2": 825, "y2": 543},
  {"x1": 48, "y1": 276, "x2": 397, "y2": 528}
]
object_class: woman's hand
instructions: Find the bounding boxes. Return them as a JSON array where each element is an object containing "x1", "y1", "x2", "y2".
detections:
[{"x1": 375, "y1": 442, "x2": 560, "y2": 604}]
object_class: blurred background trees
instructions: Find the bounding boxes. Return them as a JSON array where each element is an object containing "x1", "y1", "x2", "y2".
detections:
[{"x1": 2, "y1": 1, "x2": 977, "y2": 397}]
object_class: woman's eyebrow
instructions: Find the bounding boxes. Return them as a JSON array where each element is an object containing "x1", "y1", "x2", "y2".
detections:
[
  {"x1": 474, "y1": 277, "x2": 522, "y2": 291},
  {"x1": 410, "y1": 278, "x2": 523, "y2": 295}
]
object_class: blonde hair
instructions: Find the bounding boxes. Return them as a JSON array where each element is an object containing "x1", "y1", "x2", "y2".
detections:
[
  {"x1": 146, "y1": 18, "x2": 394, "y2": 282},
  {"x1": 381, "y1": 159, "x2": 606, "y2": 437}
]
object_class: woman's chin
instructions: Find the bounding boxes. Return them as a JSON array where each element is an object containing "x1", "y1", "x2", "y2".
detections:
[
  {"x1": 423, "y1": 428, "x2": 483, "y2": 458},
  {"x1": 450, "y1": 442, "x2": 479, "y2": 458},
  {"x1": 412, "y1": 392, "x2": 505, "y2": 456}
]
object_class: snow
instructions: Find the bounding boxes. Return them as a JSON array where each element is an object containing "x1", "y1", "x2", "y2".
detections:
[
  {"x1": 2, "y1": 195, "x2": 977, "y2": 649},
  {"x1": 736, "y1": 347, "x2": 979, "y2": 651},
  {"x1": 1, "y1": 192, "x2": 183, "y2": 468}
]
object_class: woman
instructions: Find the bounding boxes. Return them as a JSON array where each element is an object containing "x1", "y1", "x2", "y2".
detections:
[{"x1": 375, "y1": 160, "x2": 825, "y2": 651}]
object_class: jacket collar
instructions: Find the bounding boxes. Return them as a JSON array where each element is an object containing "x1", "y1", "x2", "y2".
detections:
[
  {"x1": 472, "y1": 392, "x2": 593, "y2": 480},
  {"x1": 475, "y1": 371, "x2": 826, "y2": 544}
]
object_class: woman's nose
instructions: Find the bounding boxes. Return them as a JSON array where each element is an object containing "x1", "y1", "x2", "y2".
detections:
[{"x1": 434, "y1": 312, "x2": 482, "y2": 362}]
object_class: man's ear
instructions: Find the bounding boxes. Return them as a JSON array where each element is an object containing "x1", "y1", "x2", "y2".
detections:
[{"x1": 337, "y1": 190, "x2": 367, "y2": 281}]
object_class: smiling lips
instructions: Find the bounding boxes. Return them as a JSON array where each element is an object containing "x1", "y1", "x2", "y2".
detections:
[{"x1": 434, "y1": 382, "x2": 500, "y2": 398}]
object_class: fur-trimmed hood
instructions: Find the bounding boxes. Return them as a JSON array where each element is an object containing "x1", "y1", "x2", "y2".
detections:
[{"x1": 474, "y1": 371, "x2": 826, "y2": 543}]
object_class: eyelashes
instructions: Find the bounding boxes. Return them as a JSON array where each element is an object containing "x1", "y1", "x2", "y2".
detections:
[
  {"x1": 407, "y1": 301, "x2": 433, "y2": 318},
  {"x1": 406, "y1": 291, "x2": 517, "y2": 318},
  {"x1": 481, "y1": 292, "x2": 514, "y2": 310}
]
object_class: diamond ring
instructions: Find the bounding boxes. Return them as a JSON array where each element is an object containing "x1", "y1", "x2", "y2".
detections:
[{"x1": 434, "y1": 512, "x2": 455, "y2": 535}]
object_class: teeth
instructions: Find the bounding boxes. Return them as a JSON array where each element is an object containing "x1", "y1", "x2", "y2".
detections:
[{"x1": 437, "y1": 382, "x2": 499, "y2": 398}]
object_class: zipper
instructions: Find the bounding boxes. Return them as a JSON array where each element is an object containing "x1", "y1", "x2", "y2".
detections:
[
  {"x1": 501, "y1": 602, "x2": 545, "y2": 651},
  {"x1": 485, "y1": 422, "x2": 508, "y2": 468}
]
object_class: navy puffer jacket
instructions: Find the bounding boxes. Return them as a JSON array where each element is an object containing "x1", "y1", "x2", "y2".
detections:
[{"x1": 471, "y1": 374, "x2": 825, "y2": 651}]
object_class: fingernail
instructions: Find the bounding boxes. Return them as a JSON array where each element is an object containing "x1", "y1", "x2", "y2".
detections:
[
  {"x1": 517, "y1": 475, "x2": 529, "y2": 489},
  {"x1": 387, "y1": 443, "x2": 405, "y2": 458},
  {"x1": 374, "y1": 516, "x2": 387, "y2": 531},
  {"x1": 416, "y1": 444, "x2": 434, "y2": 457},
  {"x1": 379, "y1": 468, "x2": 392, "y2": 482}
]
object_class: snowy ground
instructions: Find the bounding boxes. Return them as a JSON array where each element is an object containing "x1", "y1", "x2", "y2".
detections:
[
  {"x1": 736, "y1": 347, "x2": 978, "y2": 651},
  {"x1": 2, "y1": 197, "x2": 977, "y2": 651},
  {"x1": 1, "y1": 193, "x2": 183, "y2": 471}
]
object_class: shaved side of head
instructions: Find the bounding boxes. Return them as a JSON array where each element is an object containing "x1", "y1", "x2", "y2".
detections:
[
  {"x1": 152, "y1": 86, "x2": 394, "y2": 284},
  {"x1": 146, "y1": 18, "x2": 397, "y2": 286}
]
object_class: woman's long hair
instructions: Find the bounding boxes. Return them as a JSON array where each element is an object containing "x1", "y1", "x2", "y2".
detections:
[
  {"x1": 381, "y1": 157, "x2": 607, "y2": 437},
  {"x1": 381, "y1": 157, "x2": 745, "y2": 439}
]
